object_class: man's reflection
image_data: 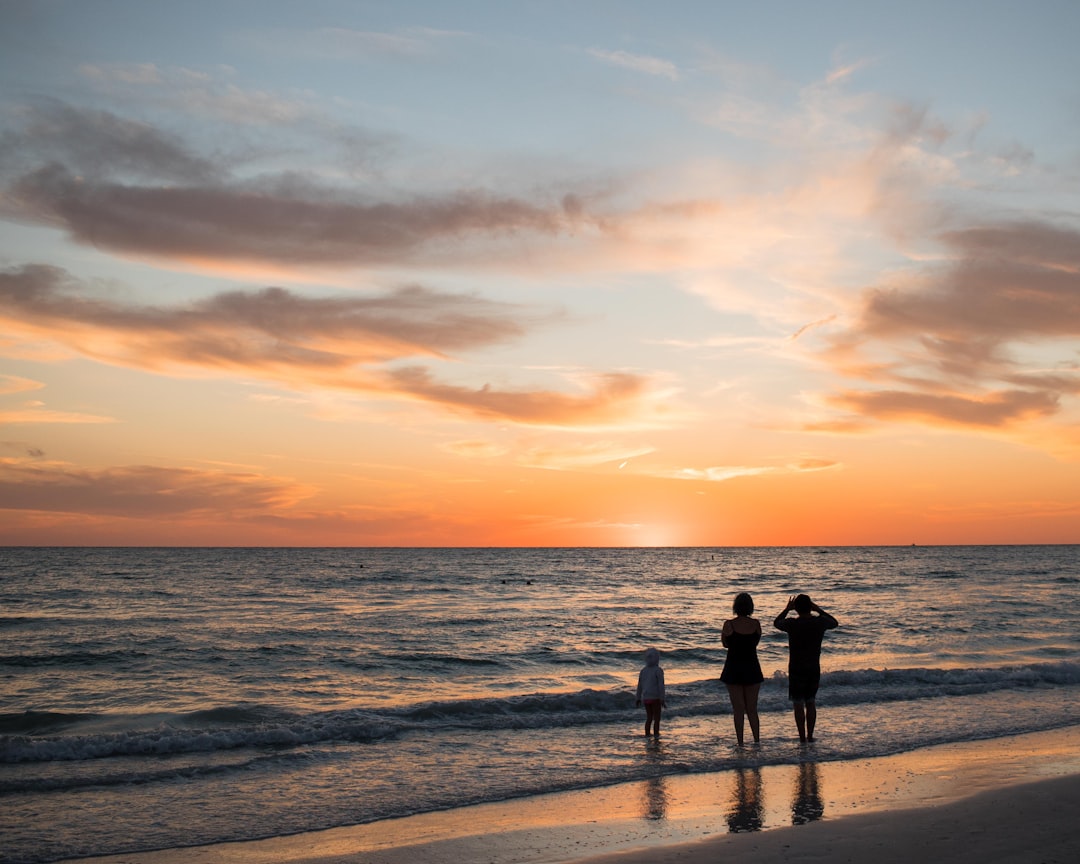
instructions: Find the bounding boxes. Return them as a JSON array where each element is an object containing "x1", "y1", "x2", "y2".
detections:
[
  {"x1": 726, "y1": 767, "x2": 764, "y2": 833},
  {"x1": 791, "y1": 761, "x2": 824, "y2": 825}
]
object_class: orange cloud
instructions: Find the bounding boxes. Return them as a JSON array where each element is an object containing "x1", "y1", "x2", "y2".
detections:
[
  {"x1": 0, "y1": 407, "x2": 116, "y2": 424},
  {"x1": 0, "y1": 265, "x2": 529, "y2": 364},
  {"x1": 515, "y1": 441, "x2": 655, "y2": 471},
  {"x1": 384, "y1": 367, "x2": 657, "y2": 427},
  {"x1": 0, "y1": 460, "x2": 313, "y2": 518},
  {"x1": 0, "y1": 374, "x2": 45, "y2": 395},
  {"x1": 440, "y1": 439, "x2": 509, "y2": 460},
  {"x1": 655, "y1": 458, "x2": 840, "y2": 483},
  {"x1": 0, "y1": 265, "x2": 660, "y2": 428}
]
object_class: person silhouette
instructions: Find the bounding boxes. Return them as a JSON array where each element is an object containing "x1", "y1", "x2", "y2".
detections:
[
  {"x1": 726, "y1": 767, "x2": 764, "y2": 833},
  {"x1": 791, "y1": 761, "x2": 824, "y2": 824},
  {"x1": 635, "y1": 647, "x2": 666, "y2": 736},
  {"x1": 720, "y1": 592, "x2": 763, "y2": 745},
  {"x1": 774, "y1": 594, "x2": 839, "y2": 742}
]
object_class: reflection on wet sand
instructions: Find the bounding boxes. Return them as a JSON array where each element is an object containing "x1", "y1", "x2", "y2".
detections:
[
  {"x1": 635, "y1": 743, "x2": 824, "y2": 833},
  {"x1": 726, "y1": 767, "x2": 764, "y2": 833},
  {"x1": 639, "y1": 738, "x2": 669, "y2": 821},
  {"x1": 642, "y1": 776, "x2": 668, "y2": 821},
  {"x1": 792, "y1": 761, "x2": 824, "y2": 825}
]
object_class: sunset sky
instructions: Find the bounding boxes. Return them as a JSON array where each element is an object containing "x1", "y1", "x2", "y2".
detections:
[{"x1": 1, "y1": 1, "x2": 1079, "y2": 546}]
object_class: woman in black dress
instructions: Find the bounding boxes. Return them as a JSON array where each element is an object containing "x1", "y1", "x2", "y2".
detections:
[{"x1": 720, "y1": 591, "x2": 764, "y2": 745}]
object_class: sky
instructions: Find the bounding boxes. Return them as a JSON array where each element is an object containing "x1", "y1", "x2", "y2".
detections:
[{"x1": 1, "y1": 0, "x2": 1079, "y2": 547}]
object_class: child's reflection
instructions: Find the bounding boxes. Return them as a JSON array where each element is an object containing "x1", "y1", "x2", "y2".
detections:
[
  {"x1": 726, "y1": 767, "x2": 764, "y2": 833},
  {"x1": 639, "y1": 738, "x2": 669, "y2": 821},
  {"x1": 791, "y1": 762, "x2": 824, "y2": 825},
  {"x1": 641, "y1": 775, "x2": 668, "y2": 821}
]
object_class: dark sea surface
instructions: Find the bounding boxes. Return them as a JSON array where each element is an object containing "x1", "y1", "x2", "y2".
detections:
[{"x1": 1, "y1": 546, "x2": 1077, "y2": 863}]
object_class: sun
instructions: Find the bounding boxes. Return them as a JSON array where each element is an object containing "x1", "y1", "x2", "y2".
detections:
[{"x1": 628, "y1": 523, "x2": 681, "y2": 547}]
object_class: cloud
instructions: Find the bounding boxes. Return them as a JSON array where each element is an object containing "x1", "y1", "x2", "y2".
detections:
[
  {"x1": 516, "y1": 441, "x2": 656, "y2": 470},
  {"x1": 825, "y1": 57, "x2": 872, "y2": 85},
  {"x1": 0, "y1": 407, "x2": 116, "y2": 424},
  {"x1": 824, "y1": 388, "x2": 1060, "y2": 427},
  {"x1": 73, "y1": 66, "x2": 399, "y2": 179},
  {"x1": 0, "y1": 102, "x2": 592, "y2": 269},
  {"x1": 659, "y1": 459, "x2": 839, "y2": 482},
  {"x1": 441, "y1": 438, "x2": 659, "y2": 471},
  {"x1": 0, "y1": 265, "x2": 659, "y2": 427},
  {"x1": 0, "y1": 374, "x2": 44, "y2": 395},
  {"x1": 0, "y1": 98, "x2": 222, "y2": 185},
  {"x1": 588, "y1": 48, "x2": 678, "y2": 80},
  {"x1": 1, "y1": 441, "x2": 46, "y2": 458},
  {"x1": 441, "y1": 439, "x2": 509, "y2": 459},
  {"x1": 0, "y1": 264, "x2": 530, "y2": 364},
  {"x1": 0, "y1": 90, "x2": 944, "y2": 298},
  {"x1": 818, "y1": 219, "x2": 1080, "y2": 430},
  {"x1": 78, "y1": 63, "x2": 333, "y2": 129},
  {"x1": 385, "y1": 366, "x2": 658, "y2": 427},
  {"x1": 0, "y1": 461, "x2": 312, "y2": 518},
  {"x1": 862, "y1": 222, "x2": 1080, "y2": 347},
  {"x1": 7, "y1": 164, "x2": 587, "y2": 268}
]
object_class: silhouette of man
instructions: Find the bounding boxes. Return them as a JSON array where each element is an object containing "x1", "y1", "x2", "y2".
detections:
[{"x1": 774, "y1": 594, "x2": 838, "y2": 742}]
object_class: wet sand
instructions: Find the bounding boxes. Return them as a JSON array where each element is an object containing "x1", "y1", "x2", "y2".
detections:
[{"x1": 56, "y1": 726, "x2": 1080, "y2": 864}]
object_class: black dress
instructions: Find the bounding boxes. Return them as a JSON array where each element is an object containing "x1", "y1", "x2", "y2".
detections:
[{"x1": 720, "y1": 625, "x2": 764, "y2": 685}]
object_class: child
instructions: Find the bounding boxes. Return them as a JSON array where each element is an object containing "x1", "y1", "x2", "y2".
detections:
[{"x1": 635, "y1": 646, "x2": 666, "y2": 736}]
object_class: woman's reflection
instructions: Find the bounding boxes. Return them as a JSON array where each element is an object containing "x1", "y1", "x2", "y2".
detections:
[
  {"x1": 726, "y1": 767, "x2": 764, "y2": 833},
  {"x1": 791, "y1": 761, "x2": 824, "y2": 825}
]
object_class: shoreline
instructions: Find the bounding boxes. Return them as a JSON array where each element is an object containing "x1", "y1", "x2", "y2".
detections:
[{"x1": 52, "y1": 725, "x2": 1080, "y2": 864}]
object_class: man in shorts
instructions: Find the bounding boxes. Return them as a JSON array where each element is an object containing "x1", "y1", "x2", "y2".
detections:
[{"x1": 774, "y1": 594, "x2": 839, "y2": 742}]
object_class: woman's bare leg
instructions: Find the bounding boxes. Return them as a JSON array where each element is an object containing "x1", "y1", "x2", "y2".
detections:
[
  {"x1": 726, "y1": 684, "x2": 747, "y2": 745},
  {"x1": 744, "y1": 683, "x2": 761, "y2": 743}
]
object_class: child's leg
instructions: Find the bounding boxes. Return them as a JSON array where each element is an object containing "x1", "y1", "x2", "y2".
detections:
[
  {"x1": 649, "y1": 702, "x2": 662, "y2": 735},
  {"x1": 644, "y1": 702, "x2": 659, "y2": 735}
]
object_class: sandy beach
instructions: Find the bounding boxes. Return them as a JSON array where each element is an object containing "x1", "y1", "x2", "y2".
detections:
[{"x1": 55, "y1": 725, "x2": 1080, "y2": 864}]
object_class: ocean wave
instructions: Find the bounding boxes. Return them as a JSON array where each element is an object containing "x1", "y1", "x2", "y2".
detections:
[
  {"x1": 3, "y1": 661, "x2": 1076, "y2": 767},
  {"x1": 0, "y1": 648, "x2": 151, "y2": 668},
  {"x1": 0, "y1": 750, "x2": 274, "y2": 795},
  {"x1": 0, "y1": 711, "x2": 91, "y2": 735},
  {"x1": 0, "y1": 708, "x2": 400, "y2": 764}
]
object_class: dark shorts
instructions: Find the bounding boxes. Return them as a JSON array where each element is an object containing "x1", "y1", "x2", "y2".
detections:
[
  {"x1": 642, "y1": 698, "x2": 661, "y2": 706},
  {"x1": 788, "y1": 671, "x2": 820, "y2": 704}
]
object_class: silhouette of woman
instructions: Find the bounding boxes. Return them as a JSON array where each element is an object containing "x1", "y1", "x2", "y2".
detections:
[{"x1": 720, "y1": 592, "x2": 764, "y2": 745}]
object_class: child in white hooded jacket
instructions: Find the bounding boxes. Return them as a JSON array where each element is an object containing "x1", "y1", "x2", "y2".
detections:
[{"x1": 635, "y1": 647, "x2": 666, "y2": 736}]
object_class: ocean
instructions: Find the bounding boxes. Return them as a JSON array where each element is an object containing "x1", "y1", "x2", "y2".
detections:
[{"x1": 1, "y1": 546, "x2": 1078, "y2": 863}]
